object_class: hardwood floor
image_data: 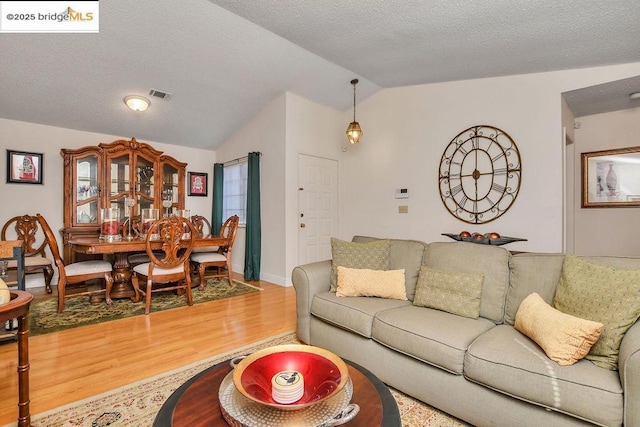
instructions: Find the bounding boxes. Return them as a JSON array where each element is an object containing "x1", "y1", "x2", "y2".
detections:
[{"x1": 0, "y1": 273, "x2": 297, "y2": 425}]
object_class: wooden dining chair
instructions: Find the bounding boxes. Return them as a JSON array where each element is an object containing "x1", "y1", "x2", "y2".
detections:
[
  {"x1": 36, "y1": 214, "x2": 114, "y2": 313},
  {"x1": 121, "y1": 215, "x2": 142, "y2": 240},
  {"x1": 122, "y1": 215, "x2": 159, "y2": 266},
  {"x1": 2, "y1": 214, "x2": 55, "y2": 294},
  {"x1": 190, "y1": 215, "x2": 219, "y2": 254},
  {"x1": 191, "y1": 215, "x2": 239, "y2": 289},
  {"x1": 130, "y1": 215, "x2": 197, "y2": 315}
]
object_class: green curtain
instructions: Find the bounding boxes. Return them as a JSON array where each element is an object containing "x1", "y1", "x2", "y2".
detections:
[
  {"x1": 212, "y1": 163, "x2": 224, "y2": 233},
  {"x1": 244, "y1": 152, "x2": 261, "y2": 281}
]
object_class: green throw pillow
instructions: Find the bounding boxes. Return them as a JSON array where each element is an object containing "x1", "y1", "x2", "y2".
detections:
[
  {"x1": 553, "y1": 254, "x2": 640, "y2": 370},
  {"x1": 413, "y1": 266, "x2": 484, "y2": 319},
  {"x1": 330, "y1": 238, "x2": 391, "y2": 292}
]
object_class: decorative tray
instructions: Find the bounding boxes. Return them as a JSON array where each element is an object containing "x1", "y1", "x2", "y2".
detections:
[
  {"x1": 442, "y1": 233, "x2": 527, "y2": 246},
  {"x1": 219, "y1": 370, "x2": 355, "y2": 427}
]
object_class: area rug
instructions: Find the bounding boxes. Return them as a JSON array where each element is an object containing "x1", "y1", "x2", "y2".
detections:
[
  {"x1": 29, "y1": 279, "x2": 260, "y2": 336},
  {"x1": 27, "y1": 332, "x2": 468, "y2": 427}
]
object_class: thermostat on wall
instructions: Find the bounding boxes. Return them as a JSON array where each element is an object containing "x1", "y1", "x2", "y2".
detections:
[{"x1": 395, "y1": 188, "x2": 409, "y2": 199}]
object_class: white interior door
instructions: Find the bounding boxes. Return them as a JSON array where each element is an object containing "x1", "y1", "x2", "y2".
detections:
[{"x1": 298, "y1": 154, "x2": 338, "y2": 265}]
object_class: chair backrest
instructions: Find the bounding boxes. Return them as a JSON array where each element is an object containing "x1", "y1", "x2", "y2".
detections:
[
  {"x1": 35, "y1": 213, "x2": 64, "y2": 267},
  {"x1": 219, "y1": 215, "x2": 240, "y2": 253},
  {"x1": 145, "y1": 215, "x2": 196, "y2": 269},
  {"x1": 2, "y1": 214, "x2": 48, "y2": 258},
  {"x1": 122, "y1": 215, "x2": 142, "y2": 238},
  {"x1": 190, "y1": 215, "x2": 212, "y2": 237}
]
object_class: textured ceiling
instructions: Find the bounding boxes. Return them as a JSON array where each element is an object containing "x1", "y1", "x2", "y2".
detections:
[{"x1": 1, "y1": 0, "x2": 639, "y2": 150}]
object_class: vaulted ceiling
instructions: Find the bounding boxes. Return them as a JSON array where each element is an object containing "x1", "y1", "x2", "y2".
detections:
[{"x1": 1, "y1": 0, "x2": 639, "y2": 150}]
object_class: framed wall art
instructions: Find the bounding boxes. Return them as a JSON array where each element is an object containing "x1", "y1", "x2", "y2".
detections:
[
  {"x1": 188, "y1": 171, "x2": 208, "y2": 197},
  {"x1": 582, "y1": 146, "x2": 640, "y2": 208},
  {"x1": 6, "y1": 150, "x2": 43, "y2": 184}
]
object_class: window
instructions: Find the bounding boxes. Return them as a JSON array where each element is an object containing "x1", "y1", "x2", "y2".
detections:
[{"x1": 223, "y1": 160, "x2": 248, "y2": 225}]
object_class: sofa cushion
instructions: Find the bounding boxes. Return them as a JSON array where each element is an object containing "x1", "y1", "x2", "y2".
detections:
[
  {"x1": 505, "y1": 253, "x2": 565, "y2": 325},
  {"x1": 465, "y1": 325, "x2": 623, "y2": 426},
  {"x1": 514, "y1": 292, "x2": 603, "y2": 366},
  {"x1": 336, "y1": 267, "x2": 407, "y2": 300},
  {"x1": 423, "y1": 242, "x2": 510, "y2": 323},
  {"x1": 413, "y1": 267, "x2": 483, "y2": 319},
  {"x1": 330, "y1": 238, "x2": 391, "y2": 292},
  {"x1": 352, "y1": 236, "x2": 428, "y2": 300},
  {"x1": 553, "y1": 254, "x2": 640, "y2": 370},
  {"x1": 372, "y1": 305, "x2": 495, "y2": 374},
  {"x1": 311, "y1": 291, "x2": 410, "y2": 338}
]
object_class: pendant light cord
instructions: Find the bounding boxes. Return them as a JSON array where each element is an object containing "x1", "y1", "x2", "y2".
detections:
[{"x1": 351, "y1": 78, "x2": 358, "y2": 121}]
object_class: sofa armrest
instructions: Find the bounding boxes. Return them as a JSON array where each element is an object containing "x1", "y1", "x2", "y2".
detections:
[
  {"x1": 619, "y1": 320, "x2": 640, "y2": 426},
  {"x1": 292, "y1": 260, "x2": 332, "y2": 344}
]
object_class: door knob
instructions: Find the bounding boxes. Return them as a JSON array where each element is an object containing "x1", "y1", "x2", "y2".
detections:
[{"x1": 300, "y1": 223, "x2": 306, "y2": 228}]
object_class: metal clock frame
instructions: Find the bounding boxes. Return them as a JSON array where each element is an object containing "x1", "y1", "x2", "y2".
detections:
[{"x1": 438, "y1": 125, "x2": 522, "y2": 224}]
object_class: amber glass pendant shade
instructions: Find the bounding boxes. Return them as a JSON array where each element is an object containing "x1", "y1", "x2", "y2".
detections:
[{"x1": 346, "y1": 121, "x2": 363, "y2": 144}]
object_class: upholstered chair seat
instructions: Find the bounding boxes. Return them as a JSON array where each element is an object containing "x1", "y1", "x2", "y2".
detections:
[
  {"x1": 190, "y1": 252, "x2": 227, "y2": 264},
  {"x1": 8, "y1": 256, "x2": 52, "y2": 268},
  {"x1": 64, "y1": 261, "x2": 113, "y2": 276},
  {"x1": 133, "y1": 263, "x2": 185, "y2": 276}
]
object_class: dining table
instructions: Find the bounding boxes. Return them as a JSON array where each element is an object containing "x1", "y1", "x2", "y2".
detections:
[{"x1": 68, "y1": 234, "x2": 227, "y2": 302}]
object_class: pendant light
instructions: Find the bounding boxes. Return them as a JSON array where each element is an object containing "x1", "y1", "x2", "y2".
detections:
[{"x1": 346, "y1": 79, "x2": 363, "y2": 144}]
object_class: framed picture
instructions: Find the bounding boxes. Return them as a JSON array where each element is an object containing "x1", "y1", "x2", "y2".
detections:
[
  {"x1": 6, "y1": 150, "x2": 43, "y2": 184},
  {"x1": 582, "y1": 146, "x2": 640, "y2": 208},
  {"x1": 188, "y1": 172, "x2": 208, "y2": 197}
]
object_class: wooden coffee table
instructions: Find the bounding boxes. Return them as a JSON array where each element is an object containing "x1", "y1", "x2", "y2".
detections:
[{"x1": 154, "y1": 357, "x2": 400, "y2": 426}]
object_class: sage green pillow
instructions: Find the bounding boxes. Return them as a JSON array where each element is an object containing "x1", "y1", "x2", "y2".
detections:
[
  {"x1": 413, "y1": 266, "x2": 484, "y2": 319},
  {"x1": 553, "y1": 254, "x2": 640, "y2": 370},
  {"x1": 330, "y1": 238, "x2": 391, "y2": 292}
]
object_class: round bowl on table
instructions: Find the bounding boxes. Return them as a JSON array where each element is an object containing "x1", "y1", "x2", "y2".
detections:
[{"x1": 232, "y1": 344, "x2": 350, "y2": 410}]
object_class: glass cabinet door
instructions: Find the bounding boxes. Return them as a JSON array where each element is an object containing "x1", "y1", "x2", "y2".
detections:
[
  {"x1": 107, "y1": 153, "x2": 131, "y2": 214},
  {"x1": 135, "y1": 154, "x2": 155, "y2": 212},
  {"x1": 74, "y1": 154, "x2": 99, "y2": 226},
  {"x1": 162, "y1": 163, "x2": 179, "y2": 217}
]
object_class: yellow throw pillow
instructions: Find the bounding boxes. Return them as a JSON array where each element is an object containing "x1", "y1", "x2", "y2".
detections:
[
  {"x1": 336, "y1": 266, "x2": 407, "y2": 300},
  {"x1": 515, "y1": 292, "x2": 603, "y2": 366}
]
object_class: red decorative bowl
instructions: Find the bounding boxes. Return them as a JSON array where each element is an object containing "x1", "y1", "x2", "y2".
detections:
[{"x1": 232, "y1": 344, "x2": 349, "y2": 410}]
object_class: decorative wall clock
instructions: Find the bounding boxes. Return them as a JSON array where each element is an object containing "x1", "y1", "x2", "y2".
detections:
[{"x1": 438, "y1": 125, "x2": 522, "y2": 224}]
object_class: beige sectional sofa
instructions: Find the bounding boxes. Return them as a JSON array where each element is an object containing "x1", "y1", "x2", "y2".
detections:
[{"x1": 292, "y1": 236, "x2": 640, "y2": 426}]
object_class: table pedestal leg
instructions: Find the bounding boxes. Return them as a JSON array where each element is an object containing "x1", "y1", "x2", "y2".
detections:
[
  {"x1": 91, "y1": 252, "x2": 139, "y2": 304},
  {"x1": 16, "y1": 312, "x2": 30, "y2": 427}
]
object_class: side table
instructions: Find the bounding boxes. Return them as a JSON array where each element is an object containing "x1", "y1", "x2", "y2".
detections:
[{"x1": 0, "y1": 291, "x2": 34, "y2": 427}]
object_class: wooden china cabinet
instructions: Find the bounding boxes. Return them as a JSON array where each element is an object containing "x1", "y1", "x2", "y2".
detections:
[{"x1": 61, "y1": 137, "x2": 187, "y2": 263}]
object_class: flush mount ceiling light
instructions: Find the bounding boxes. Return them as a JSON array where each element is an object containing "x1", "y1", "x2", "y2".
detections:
[
  {"x1": 124, "y1": 95, "x2": 150, "y2": 112},
  {"x1": 346, "y1": 79, "x2": 363, "y2": 144},
  {"x1": 630, "y1": 92, "x2": 640, "y2": 100}
]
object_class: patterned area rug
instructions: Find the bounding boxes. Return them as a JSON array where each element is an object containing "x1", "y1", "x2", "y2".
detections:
[
  {"x1": 29, "y1": 279, "x2": 260, "y2": 336},
  {"x1": 28, "y1": 332, "x2": 468, "y2": 427}
]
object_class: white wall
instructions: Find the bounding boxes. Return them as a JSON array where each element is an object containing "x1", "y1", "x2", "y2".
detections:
[
  {"x1": 5, "y1": 62, "x2": 640, "y2": 289},
  {"x1": 215, "y1": 94, "x2": 287, "y2": 284},
  {"x1": 338, "y1": 63, "x2": 640, "y2": 253},
  {"x1": 0, "y1": 118, "x2": 216, "y2": 286},
  {"x1": 216, "y1": 92, "x2": 343, "y2": 286},
  {"x1": 572, "y1": 107, "x2": 640, "y2": 255},
  {"x1": 284, "y1": 93, "x2": 343, "y2": 284}
]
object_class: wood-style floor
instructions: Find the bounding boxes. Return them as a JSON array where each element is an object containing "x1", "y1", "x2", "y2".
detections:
[{"x1": 0, "y1": 273, "x2": 297, "y2": 425}]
